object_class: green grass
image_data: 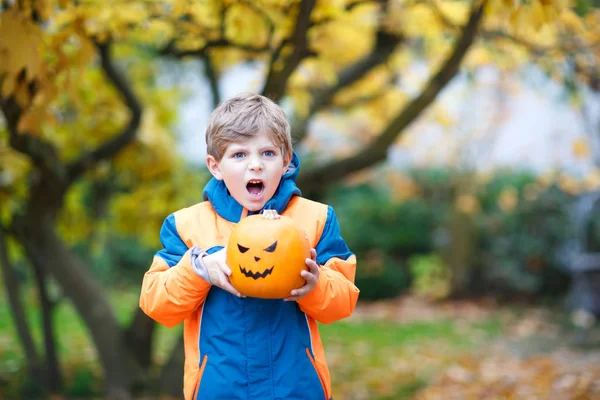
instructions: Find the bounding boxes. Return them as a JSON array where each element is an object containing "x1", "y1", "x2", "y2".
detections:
[
  {"x1": 0, "y1": 287, "x2": 506, "y2": 399},
  {"x1": 319, "y1": 318, "x2": 504, "y2": 399}
]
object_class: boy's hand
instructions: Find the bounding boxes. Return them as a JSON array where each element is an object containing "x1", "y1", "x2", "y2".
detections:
[
  {"x1": 285, "y1": 248, "x2": 320, "y2": 302},
  {"x1": 202, "y1": 248, "x2": 244, "y2": 298}
]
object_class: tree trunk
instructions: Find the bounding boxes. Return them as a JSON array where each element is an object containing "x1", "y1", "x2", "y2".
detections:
[
  {"x1": 124, "y1": 308, "x2": 156, "y2": 371},
  {"x1": 445, "y1": 208, "x2": 477, "y2": 298},
  {"x1": 31, "y1": 259, "x2": 63, "y2": 393},
  {"x1": 0, "y1": 229, "x2": 47, "y2": 391},
  {"x1": 159, "y1": 336, "x2": 185, "y2": 397},
  {"x1": 15, "y1": 215, "x2": 142, "y2": 399}
]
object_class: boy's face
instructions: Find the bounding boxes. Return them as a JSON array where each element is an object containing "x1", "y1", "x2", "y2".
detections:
[{"x1": 206, "y1": 130, "x2": 290, "y2": 212}]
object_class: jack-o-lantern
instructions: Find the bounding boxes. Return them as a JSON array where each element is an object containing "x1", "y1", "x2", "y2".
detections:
[{"x1": 226, "y1": 210, "x2": 310, "y2": 299}]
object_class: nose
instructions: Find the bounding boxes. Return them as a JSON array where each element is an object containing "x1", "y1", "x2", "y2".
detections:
[
  {"x1": 254, "y1": 256, "x2": 261, "y2": 262},
  {"x1": 248, "y1": 155, "x2": 263, "y2": 171}
]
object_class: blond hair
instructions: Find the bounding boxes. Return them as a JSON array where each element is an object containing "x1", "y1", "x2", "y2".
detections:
[{"x1": 205, "y1": 93, "x2": 292, "y2": 161}]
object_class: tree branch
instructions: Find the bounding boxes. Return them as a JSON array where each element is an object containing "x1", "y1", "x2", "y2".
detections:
[
  {"x1": 333, "y1": 74, "x2": 398, "y2": 111},
  {"x1": 0, "y1": 95, "x2": 67, "y2": 182},
  {"x1": 161, "y1": 38, "x2": 270, "y2": 58},
  {"x1": 292, "y1": 29, "x2": 402, "y2": 142},
  {"x1": 297, "y1": 0, "x2": 487, "y2": 195},
  {"x1": 262, "y1": 0, "x2": 317, "y2": 103},
  {"x1": 66, "y1": 41, "x2": 142, "y2": 183},
  {"x1": 202, "y1": 51, "x2": 221, "y2": 109}
]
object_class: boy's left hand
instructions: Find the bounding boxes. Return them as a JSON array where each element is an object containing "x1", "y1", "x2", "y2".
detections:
[{"x1": 284, "y1": 248, "x2": 320, "y2": 302}]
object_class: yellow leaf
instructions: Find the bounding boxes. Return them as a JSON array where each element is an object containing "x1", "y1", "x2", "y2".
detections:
[
  {"x1": 456, "y1": 195, "x2": 480, "y2": 215},
  {"x1": 582, "y1": 168, "x2": 600, "y2": 191},
  {"x1": 13, "y1": 81, "x2": 32, "y2": 108},
  {"x1": 225, "y1": 3, "x2": 270, "y2": 47},
  {"x1": 572, "y1": 138, "x2": 590, "y2": 159},
  {"x1": 559, "y1": 9, "x2": 586, "y2": 34},
  {"x1": 0, "y1": 11, "x2": 44, "y2": 80},
  {"x1": 1, "y1": 73, "x2": 16, "y2": 98},
  {"x1": 529, "y1": 0, "x2": 548, "y2": 30},
  {"x1": 437, "y1": 1, "x2": 469, "y2": 26},
  {"x1": 17, "y1": 109, "x2": 42, "y2": 134},
  {"x1": 288, "y1": 87, "x2": 312, "y2": 118},
  {"x1": 558, "y1": 174, "x2": 582, "y2": 195},
  {"x1": 401, "y1": 4, "x2": 443, "y2": 38},
  {"x1": 434, "y1": 106, "x2": 455, "y2": 127},
  {"x1": 498, "y1": 187, "x2": 518, "y2": 212},
  {"x1": 313, "y1": 0, "x2": 346, "y2": 22}
]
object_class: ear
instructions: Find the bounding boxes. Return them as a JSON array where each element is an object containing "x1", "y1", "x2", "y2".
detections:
[
  {"x1": 282, "y1": 152, "x2": 292, "y2": 174},
  {"x1": 206, "y1": 154, "x2": 223, "y2": 180}
]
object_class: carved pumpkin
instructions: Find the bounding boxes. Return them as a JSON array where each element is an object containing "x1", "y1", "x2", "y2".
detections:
[{"x1": 226, "y1": 210, "x2": 310, "y2": 299}]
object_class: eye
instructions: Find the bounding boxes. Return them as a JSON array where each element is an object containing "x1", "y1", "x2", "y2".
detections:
[
  {"x1": 263, "y1": 241, "x2": 277, "y2": 253},
  {"x1": 263, "y1": 150, "x2": 275, "y2": 157},
  {"x1": 232, "y1": 152, "x2": 246, "y2": 159},
  {"x1": 237, "y1": 244, "x2": 249, "y2": 253}
]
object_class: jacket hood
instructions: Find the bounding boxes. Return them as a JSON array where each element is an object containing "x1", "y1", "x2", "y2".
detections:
[{"x1": 202, "y1": 152, "x2": 302, "y2": 223}]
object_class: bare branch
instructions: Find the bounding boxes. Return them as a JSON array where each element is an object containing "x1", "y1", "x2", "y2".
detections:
[
  {"x1": 297, "y1": 0, "x2": 487, "y2": 195},
  {"x1": 67, "y1": 41, "x2": 142, "y2": 183},
  {"x1": 292, "y1": 29, "x2": 402, "y2": 142},
  {"x1": 262, "y1": 0, "x2": 317, "y2": 103}
]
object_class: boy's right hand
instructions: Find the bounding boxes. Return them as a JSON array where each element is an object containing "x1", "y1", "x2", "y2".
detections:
[{"x1": 202, "y1": 248, "x2": 245, "y2": 298}]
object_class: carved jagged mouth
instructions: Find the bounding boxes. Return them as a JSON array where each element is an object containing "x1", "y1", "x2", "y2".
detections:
[{"x1": 239, "y1": 265, "x2": 274, "y2": 280}]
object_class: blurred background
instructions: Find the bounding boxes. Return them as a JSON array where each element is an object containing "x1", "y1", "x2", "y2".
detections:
[{"x1": 1, "y1": 0, "x2": 600, "y2": 399}]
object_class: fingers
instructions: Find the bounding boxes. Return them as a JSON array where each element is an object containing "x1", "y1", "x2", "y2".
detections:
[
  {"x1": 305, "y1": 258, "x2": 319, "y2": 273},
  {"x1": 205, "y1": 251, "x2": 232, "y2": 275},
  {"x1": 285, "y1": 282, "x2": 313, "y2": 301},
  {"x1": 211, "y1": 270, "x2": 244, "y2": 297},
  {"x1": 207, "y1": 259, "x2": 242, "y2": 297},
  {"x1": 301, "y1": 268, "x2": 318, "y2": 284},
  {"x1": 310, "y1": 248, "x2": 316, "y2": 261},
  {"x1": 285, "y1": 264, "x2": 320, "y2": 302},
  {"x1": 284, "y1": 287, "x2": 306, "y2": 301},
  {"x1": 221, "y1": 264, "x2": 232, "y2": 276},
  {"x1": 220, "y1": 280, "x2": 244, "y2": 298}
]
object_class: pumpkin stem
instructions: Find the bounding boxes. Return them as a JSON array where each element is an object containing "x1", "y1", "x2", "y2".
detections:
[{"x1": 262, "y1": 209, "x2": 280, "y2": 220}]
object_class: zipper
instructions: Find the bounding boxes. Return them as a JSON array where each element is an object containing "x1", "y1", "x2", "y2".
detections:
[
  {"x1": 191, "y1": 354, "x2": 208, "y2": 400},
  {"x1": 306, "y1": 348, "x2": 327, "y2": 399}
]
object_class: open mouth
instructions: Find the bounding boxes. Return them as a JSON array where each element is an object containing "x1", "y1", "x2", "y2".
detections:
[
  {"x1": 246, "y1": 179, "x2": 265, "y2": 196},
  {"x1": 239, "y1": 265, "x2": 274, "y2": 280}
]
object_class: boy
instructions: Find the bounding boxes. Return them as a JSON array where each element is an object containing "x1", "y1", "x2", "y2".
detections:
[{"x1": 139, "y1": 93, "x2": 359, "y2": 400}]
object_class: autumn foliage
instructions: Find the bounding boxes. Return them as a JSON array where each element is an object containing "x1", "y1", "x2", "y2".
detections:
[{"x1": 1, "y1": 0, "x2": 599, "y2": 398}]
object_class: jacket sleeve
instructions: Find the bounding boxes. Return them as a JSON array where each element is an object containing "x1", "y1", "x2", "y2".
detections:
[
  {"x1": 139, "y1": 214, "x2": 212, "y2": 328},
  {"x1": 297, "y1": 206, "x2": 360, "y2": 324}
]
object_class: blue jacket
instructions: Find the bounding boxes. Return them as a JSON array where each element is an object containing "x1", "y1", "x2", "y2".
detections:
[{"x1": 140, "y1": 154, "x2": 359, "y2": 399}]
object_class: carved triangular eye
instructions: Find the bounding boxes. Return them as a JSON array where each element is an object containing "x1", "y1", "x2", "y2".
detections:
[
  {"x1": 237, "y1": 244, "x2": 249, "y2": 253},
  {"x1": 264, "y1": 241, "x2": 277, "y2": 253}
]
